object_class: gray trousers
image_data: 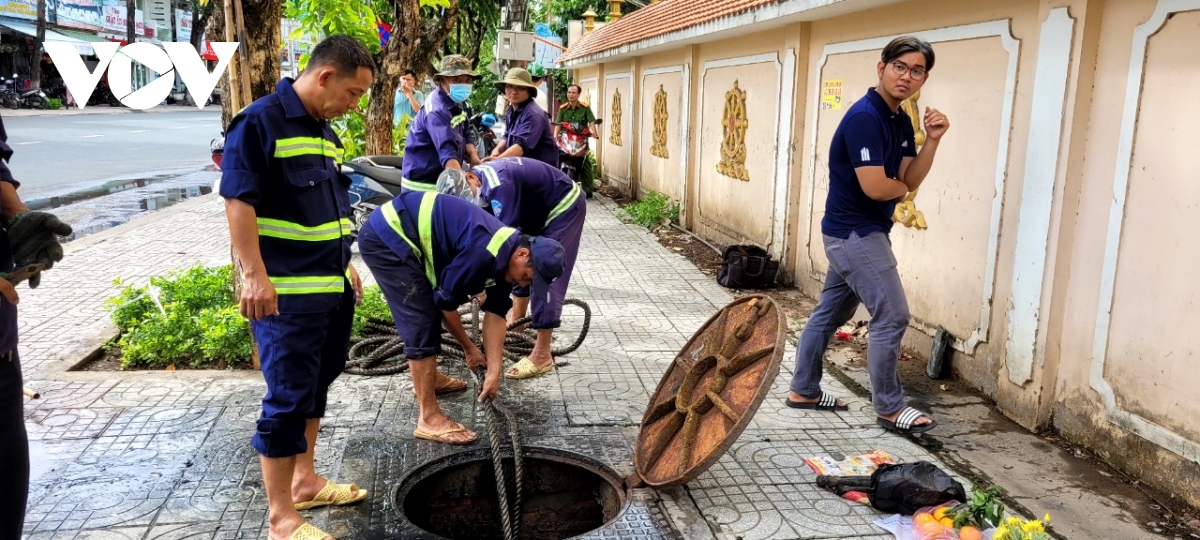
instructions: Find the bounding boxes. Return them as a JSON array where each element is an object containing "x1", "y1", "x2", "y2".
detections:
[{"x1": 790, "y1": 232, "x2": 911, "y2": 416}]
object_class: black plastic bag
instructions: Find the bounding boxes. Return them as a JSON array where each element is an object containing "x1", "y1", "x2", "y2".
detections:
[
  {"x1": 868, "y1": 462, "x2": 966, "y2": 515},
  {"x1": 716, "y1": 245, "x2": 778, "y2": 289}
]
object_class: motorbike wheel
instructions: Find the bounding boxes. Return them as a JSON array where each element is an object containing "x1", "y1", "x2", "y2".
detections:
[
  {"x1": 25, "y1": 95, "x2": 46, "y2": 110},
  {"x1": 5, "y1": 97, "x2": 18, "y2": 110}
]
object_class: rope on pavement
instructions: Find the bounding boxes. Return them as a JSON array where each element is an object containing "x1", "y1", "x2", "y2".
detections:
[{"x1": 344, "y1": 298, "x2": 592, "y2": 376}]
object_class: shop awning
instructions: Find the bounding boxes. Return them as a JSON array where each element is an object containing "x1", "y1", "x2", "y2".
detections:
[{"x1": 0, "y1": 18, "x2": 95, "y2": 55}]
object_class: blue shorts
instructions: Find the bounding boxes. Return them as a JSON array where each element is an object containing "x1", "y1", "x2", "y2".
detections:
[
  {"x1": 357, "y1": 219, "x2": 442, "y2": 360},
  {"x1": 251, "y1": 288, "x2": 355, "y2": 458}
]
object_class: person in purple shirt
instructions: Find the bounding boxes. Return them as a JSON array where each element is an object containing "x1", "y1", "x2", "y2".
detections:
[
  {"x1": 357, "y1": 191, "x2": 565, "y2": 444},
  {"x1": 401, "y1": 55, "x2": 482, "y2": 192},
  {"x1": 487, "y1": 68, "x2": 558, "y2": 168},
  {"x1": 444, "y1": 157, "x2": 585, "y2": 379}
]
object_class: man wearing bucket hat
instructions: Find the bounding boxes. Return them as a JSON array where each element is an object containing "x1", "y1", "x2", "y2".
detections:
[
  {"x1": 357, "y1": 190, "x2": 565, "y2": 444},
  {"x1": 486, "y1": 68, "x2": 558, "y2": 167},
  {"x1": 438, "y1": 158, "x2": 585, "y2": 379},
  {"x1": 402, "y1": 55, "x2": 482, "y2": 193}
]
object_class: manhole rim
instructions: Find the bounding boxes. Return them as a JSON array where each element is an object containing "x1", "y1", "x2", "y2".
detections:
[{"x1": 393, "y1": 445, "x2": 633, "y2": 540}]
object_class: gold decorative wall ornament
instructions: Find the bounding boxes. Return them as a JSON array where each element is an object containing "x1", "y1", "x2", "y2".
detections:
[
  {"x1": 717, "y1": 80, "x2": 749, "y2": 181},
  {"x1": 650, "y1": 85, "x2": 670, "y2": 159},
  {"x1": 609, "y1": 88, "x2": 623, "y2": 146},
  {"x1": 893, "y1": 90, "x2": 928, "y2": 229}
]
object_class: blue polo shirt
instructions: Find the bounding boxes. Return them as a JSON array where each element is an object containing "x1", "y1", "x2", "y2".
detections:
[
  {"x1": 403, "y1": 87, "x2": 475, "y2": 183},
  {"x1": 504, "y1": 99, "x2": 558, "y2": 167},
  {"x1": 822, "y1": 88, "x2": 917, "y2": 239},
  {"x1": 367, "y1": 192, "x2": 518, "y2": 317},
  {"x1": 219, "y1": 78, "x2": 353, "y2": 314},
  {"x1": 0, "y1": 115, "x2": 16, "y2": 354},
  {"x1": 471, "y1": 157, "x2": 579, "y2": 235}
]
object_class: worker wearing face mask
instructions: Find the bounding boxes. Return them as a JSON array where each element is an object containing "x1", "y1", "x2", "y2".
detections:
[{"x1": 401, "y1": 55, "x2": 482, "y2": 192}]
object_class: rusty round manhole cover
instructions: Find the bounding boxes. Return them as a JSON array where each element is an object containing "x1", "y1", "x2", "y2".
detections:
[{"x1": 634, "y1": 295, "x2": 785, "y2": 488}]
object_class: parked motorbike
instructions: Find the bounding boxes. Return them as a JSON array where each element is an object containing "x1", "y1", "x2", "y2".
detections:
[
  {"x1": 469, "y1": 110, "x2": 499, "y2": 158},
  {"x1": 19, "y1": 86, "x2": 48, "y2": 109},
  {"x1": 556, "y1": 118, "x2": 602, "y2": 196},
  {"x1": 0, "y1": 78, "x2": 21, "y2": 110},
  {"x1": 341, "y1": 155, "x2": 405, "y2": 238}
]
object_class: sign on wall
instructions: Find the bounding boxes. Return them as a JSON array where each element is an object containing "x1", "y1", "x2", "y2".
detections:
[
  {"x1": 820, "y1": 79, "x2": 843, "y2": 111},
  {"x1": 0, "y1": 0, "x2": 39, "y2": 20},
  {"x1": 56, "y1": 0, "x2": 102, "y2": 31}
]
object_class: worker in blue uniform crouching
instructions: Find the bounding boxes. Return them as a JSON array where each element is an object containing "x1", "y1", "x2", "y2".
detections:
[{"x1": 357, "y1": 191, "x2": 564, "y2": 445}]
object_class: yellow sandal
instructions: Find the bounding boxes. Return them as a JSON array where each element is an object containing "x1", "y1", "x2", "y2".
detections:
[
  {"x1": 504, "y1": 357, "x2": 553, "y2": 380},
  {"x1": 293, "y1": 480, "x2": 368, "y2": 511},
  {"x1": 272, "y1": 522, "x2": 335, "y2": 540}
]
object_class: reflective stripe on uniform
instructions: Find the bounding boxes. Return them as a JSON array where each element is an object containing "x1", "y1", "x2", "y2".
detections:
[
  {"x1": 487, "y1": 226, "x2": 517, "y2": 256},
  {"x1": 257, "y1": 217, "x2": 348, "y2": 241},
  {"x1": 545, "y1": 183, "x2": 582, "y2": 226},
  {"x1": 380, "y1": 193, "x2": 517, "y2": 289},
  {"x1": 401, "y1": 178, "x2": 438, "y2": 192},
  {"x1": 274, "y1": 136, "x2": 343, "y2": 161},
  {"x1": 269, "y1": 275, "x2": 345, "y2": 295},
  {"x1": 478, "y1": 165, "x2": 501, "y2": 189},
  {"x1": 451, "y1": 113, "x2": 467, "y2": 128}
]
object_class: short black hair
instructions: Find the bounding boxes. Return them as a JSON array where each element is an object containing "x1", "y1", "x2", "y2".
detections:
[
  {"x1": 567, "y1": 84, "x2": 582, "y2": 93},
  {"x1": 306, "y1": 34, "x2": 375, "y2": 78},
  {"x1": 402, "y1": 69, "x2": 416, "y2": 78},
  {"x1": 518, "y1": 235, "x2": 534, "y2": 267},
  {"x1": 881, "y1": 36, "x2": 935, "y2": 71}
]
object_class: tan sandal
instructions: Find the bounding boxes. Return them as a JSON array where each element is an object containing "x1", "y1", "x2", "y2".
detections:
[
  {"x1": 414, "y1": 422, "x2": 477, "y2": 445},
  {"x1": 411, "y1": 374, "x2": 468, "y2": 396},
  {"x1": 293, "y1": 479, "x2": 368, "y2": 511},
  {"x1": 504, "y1": 357, "x2": 552, "y2": 380},
  {"x1": 271, "y1": 522, "x2": 335, "y2": 540}
]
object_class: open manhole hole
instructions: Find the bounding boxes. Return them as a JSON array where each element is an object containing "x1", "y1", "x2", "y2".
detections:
[
  {"x1": 395, "y1": 446, "x2": 627, "y2": 539},
  {"x1": 394, "y1": 296, "x2": 785, "y2": 539}
]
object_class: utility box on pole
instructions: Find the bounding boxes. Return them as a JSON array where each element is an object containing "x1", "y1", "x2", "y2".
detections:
[{"x1": 496, "y1": 30, "x2": 535, "y2": 61}]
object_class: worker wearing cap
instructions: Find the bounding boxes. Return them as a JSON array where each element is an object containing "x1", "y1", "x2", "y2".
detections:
[
  {"x1": 487, "y1": 67, "x2": 558, "y2": 167},
  {"x1": 356, "y1": 191, "x2": 565, "y2": 445},
  {"x1": 402, "y1": 55, "x2": 482, "y2": 193},
  {"x1": 444, "y1": 157, "x2": 584, "y2": 379}
]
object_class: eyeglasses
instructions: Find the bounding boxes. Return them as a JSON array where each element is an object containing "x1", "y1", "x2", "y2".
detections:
[{"x1": 889, "y1": 61, "x2": 927, "y2": 80}]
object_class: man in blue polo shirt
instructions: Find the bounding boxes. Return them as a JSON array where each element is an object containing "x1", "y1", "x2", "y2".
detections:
[
  {"x1": 402, "y1": 55, "x2": 481, "y2": 192},
  {"x1": 220, "y1": 35, "x2": 372, "y2": 540},
  {"x1": 442, "y1": 157, "x2": 585, "y2": 379},
  {"x1": 786, "y1": 37, "x2": 950, "y2": 435},
  {"x1": 356, "y1": 191, "x2": 565, "y2": 445}
]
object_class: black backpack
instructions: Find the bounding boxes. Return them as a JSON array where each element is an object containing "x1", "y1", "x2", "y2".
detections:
[{"x1": 716, "y1": 245, "x2": 778, "y2": 289}]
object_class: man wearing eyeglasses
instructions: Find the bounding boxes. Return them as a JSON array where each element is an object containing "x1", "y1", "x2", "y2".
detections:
[{"x1": 787, "y1": 36, "x2": 949, "y2": 436}]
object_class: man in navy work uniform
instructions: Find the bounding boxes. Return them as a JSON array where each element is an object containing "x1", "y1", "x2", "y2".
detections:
[
  {"x1": 220, "y1": 35, "x2": 372, "y2": 540},
  {"x1": 0, "y1": 113, "x2": 71, "y2": 540},
  {"x1": 357, "y1": 192, "x2": 565, "y2": 445},
  {"x1": 487, "y1": 68, "x2": 558, "y2": 167},
  {"x1": 401, "y1": 55, "x2": 482, "y2": 192},
  {"x1": 445, "y1": 157, "x2": 585, "y2": 380},
  {"x1": 786, "y1": 36, "x2": 949, "y2": 435}
]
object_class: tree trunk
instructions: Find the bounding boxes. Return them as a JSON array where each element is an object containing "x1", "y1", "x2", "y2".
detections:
[
  {"x1": 31, "y1": 0, "x2": 45, "y2": 89},
  {"x1": 169, "y1": 0, "x2": 177, "y2": 43},
  {"x1": 365, "y1": 1, "x2": 460, "y2": 155},
  {"x1": 191, "y1": 1, "x2": 209, "y2": 51},
  {"x1": 209, "y1": 0, "x2": 281, "y2": 129},
  {"x1": 126, "y1": 0, "x2": 136, "y2": 45}
]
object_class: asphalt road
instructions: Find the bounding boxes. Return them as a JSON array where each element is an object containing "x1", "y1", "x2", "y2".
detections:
[{"x1": 2, "y1": 109, "x2": 221, "y2": 197}]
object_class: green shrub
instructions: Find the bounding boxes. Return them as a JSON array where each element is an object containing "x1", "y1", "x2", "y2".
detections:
[
  {"x1": 105, "y1": 264, "x2": 250, "y2": 369},
  {"x1": 618, "y1": 191, "x2": 680, "y2": 229},
  {"x1": 352, "y1": 285, "x2": 392, "y2": 335},
  {"x1": 46, "y1": 98, "x2": 63, "y2": 110}
]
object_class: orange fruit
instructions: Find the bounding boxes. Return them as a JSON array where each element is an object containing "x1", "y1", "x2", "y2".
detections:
[
  {"x1": 933, "y1": 507, "x2": 949, "y2": 520},
  {"x1": 939, "y1": 517, "x2": 954, "y2": 527},
  {"x1": 913, "y1": 513, "x2": 936, "y2": 527},
  {"x1": 960, "y1": 526, "x2": 983, "y2": 540}
]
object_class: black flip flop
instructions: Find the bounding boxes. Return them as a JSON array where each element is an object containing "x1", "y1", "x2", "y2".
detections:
[
  {"x1": 784, "y1": 392, "x2": 848, "y2": 411},
  {"x1": 876, "y1": 406, "x2": 937, "y2": 434}
]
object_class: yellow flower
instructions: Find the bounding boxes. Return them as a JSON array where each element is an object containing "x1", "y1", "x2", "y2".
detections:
[
  {"x1": 1044, "y1": 513, "x2": 1051, "y2": 522},
  {"x1": 995, "y1": 525, "x2": 1008, "y2": 540}
]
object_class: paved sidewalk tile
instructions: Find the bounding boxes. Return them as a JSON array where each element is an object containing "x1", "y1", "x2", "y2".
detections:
[{"x1": 16, "y1": 193, "x2": 968, "y2": 540}]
